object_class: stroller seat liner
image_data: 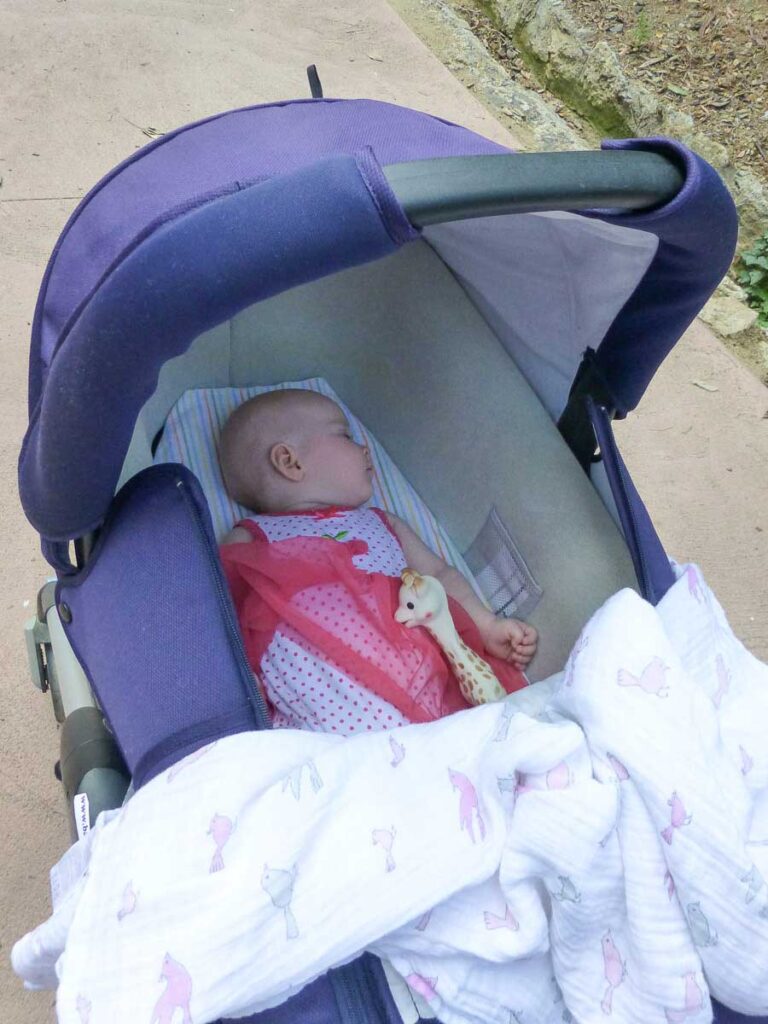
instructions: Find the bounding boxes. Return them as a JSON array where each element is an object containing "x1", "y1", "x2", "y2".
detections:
[
  {"x1": 14, "y1": 568, "x2": 768, "y2": 1023},
  {"x1": 125, "y1": 238, "x2": 639, "y2": 681}
]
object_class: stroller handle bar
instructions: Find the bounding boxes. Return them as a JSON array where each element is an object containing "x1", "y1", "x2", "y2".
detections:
[{"x1": 383, "y1": 151, "x2": 685, "y2": 226}]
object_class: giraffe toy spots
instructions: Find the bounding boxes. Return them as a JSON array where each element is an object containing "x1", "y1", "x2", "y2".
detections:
[{"x1": 394, "y1": 569, "x2": 507, "y2": 705}]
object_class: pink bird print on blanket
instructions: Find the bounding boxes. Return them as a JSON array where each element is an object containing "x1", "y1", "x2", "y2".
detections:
[
  {"x1": 406, "y1": 974, "x2": 438, "y2": 1002},
  {"x1": 600, "y1": 930, "x2": 627, "y2": 1014},
  {"x1": 617, "y1": 657, "x2": 669, "y2": 697},
  {"x1": 117, "y1": 881, "x2": 138, "y2": 921},
  {"x1": 661, "y1": 792, "x2": 692, "y2": 845},
  {"x1": 449, "y1": 769, "x2": 486, "y2": 843},
  {"x1": 150, "y1": 953, "x2": 193, "y2": 1024},
  {"x1": 208, "y1": 814, "x2": 235, "y2": 873},
  {"x1": 483, "y1": 904, "x2": 520, "y2": 931},
  {"x1": 546, "y1": 761, "x2": 572, "y2": 789},
  {"x1": 389, "y1": 736, "x2": 406, "y2": 767},
  {"x1": 664, "y1": 972, "x2": 704, "y2": 1023},
  {"x1": 607, "y1": 754, "x2": 630, "y2": 781},
  {"x1": 515, "y1": 760, "x2": 572, "y2": 795},
  {"x1": 372, "y1": 827, "x2": 397, "y2": 871},
  {"x1": 685, "y1": 566, "x2": 703, "y2": 603},
  {"x1": 713, "y1": 654, "x2": 731, "y2": 708}
]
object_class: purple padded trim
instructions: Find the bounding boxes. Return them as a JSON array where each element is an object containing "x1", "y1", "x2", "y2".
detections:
[
  {"x1": 21, "y1": 97, "x2": 738, "y2": 550},
  {"x1": 219, "y1": 954, "x2": 404, "y2": 1024},
  {"x1": 712, "y1": 1003, "x2": 768, "y2": 1024},
  {"x1": 589, "y1": 399, "x2": 675, "y2": 605},
  {"x1": 219, "y1": 972, "x2": 339, "y2": 1024},
  {"x1": 57, "y1": 464, "x2": 268, "y2": 780},
  {"x1": 30, "y1": 98, "x2": 506, "y2": 405},
  {"x1": 356, "y1": 146, "x2": 422, "y2": 247},
  {"x1": 20, "y1": 153, "x2": 413, "y2": 540},
  {"x1": 589, "y1": 137, "x2": 738, "y2": 413}
]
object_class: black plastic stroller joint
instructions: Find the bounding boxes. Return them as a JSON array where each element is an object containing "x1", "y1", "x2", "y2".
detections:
[
  {"x1": 557, "y1": 348, "x2": 620, "y2": 472},
  {"x1": 59, "y1": 707, "x2": 130, "y2": 840}
]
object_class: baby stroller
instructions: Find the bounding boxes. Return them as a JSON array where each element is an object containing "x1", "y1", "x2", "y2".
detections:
[{"x1": 19, "y1": 73, "x2": 756, "y2": 1023}]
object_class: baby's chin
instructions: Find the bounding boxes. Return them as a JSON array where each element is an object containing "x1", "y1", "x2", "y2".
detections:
[
  {"x1": 327, "y1": 476, "x2": 373, "y2": 508},
  {"x1": 349, "y1": 480, "x2": 374, "y2": 508}
]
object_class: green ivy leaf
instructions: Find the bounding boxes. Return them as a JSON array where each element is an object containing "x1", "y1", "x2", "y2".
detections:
[{"x1": 738, "y1": 231, "x2": 768, "y2": 320}]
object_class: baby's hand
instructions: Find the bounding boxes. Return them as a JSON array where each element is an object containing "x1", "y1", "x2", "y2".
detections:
[{"x1": 481, "y1": 617, "x2": 538, "y2": 669}]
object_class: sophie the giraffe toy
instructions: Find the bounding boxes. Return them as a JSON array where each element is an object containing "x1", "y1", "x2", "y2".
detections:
[{"x1": 394, "y1": 568, "x2": 507, "y2": 705}]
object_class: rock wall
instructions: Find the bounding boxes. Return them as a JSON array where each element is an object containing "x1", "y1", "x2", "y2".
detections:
[
  {"x1": 489, "y1": 0, "x2": 768, "y2": 247},
  {"x1": 389, "y1": 0, "x2": 765, "y2": 365}
]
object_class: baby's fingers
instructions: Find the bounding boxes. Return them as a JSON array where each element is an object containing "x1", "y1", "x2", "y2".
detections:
[{"x1": 510, "y1": 640, "x2": 536, "y2": 667}]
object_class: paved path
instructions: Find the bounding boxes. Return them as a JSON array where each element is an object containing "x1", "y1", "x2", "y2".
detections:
[{"x1": 1, "y1": 2, "x2": 765, "y2": 1021}]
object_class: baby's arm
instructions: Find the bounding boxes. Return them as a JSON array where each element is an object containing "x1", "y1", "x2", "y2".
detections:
[
  {"x1": 386, "y1": 512, "x2": 495, "y2": 633},
  {"x1": 385, "y1": 512, "x2": 537, "y2": 668},
  {"x1": 221, "y1": 526, "x2": 252, "y2": 545}
]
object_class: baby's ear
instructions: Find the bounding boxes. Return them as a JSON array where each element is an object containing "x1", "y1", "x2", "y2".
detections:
[{"x1": 270, "y1": 442, "x2": 304, "y2": 481}]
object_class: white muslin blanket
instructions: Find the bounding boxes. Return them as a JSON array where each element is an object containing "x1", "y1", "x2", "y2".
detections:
[{"x1": 13, "y1": 565, "x2": 768, "y2": 1024}]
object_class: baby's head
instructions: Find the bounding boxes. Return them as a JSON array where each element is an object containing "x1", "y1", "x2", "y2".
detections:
[{"x1": 219, "y1": 389, "x2": 373, "y2": 513}]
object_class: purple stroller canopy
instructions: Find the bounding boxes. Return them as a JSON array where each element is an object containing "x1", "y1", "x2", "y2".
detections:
[{"x1": 20, "y1": 97, "x2": 737, "y2": 542}]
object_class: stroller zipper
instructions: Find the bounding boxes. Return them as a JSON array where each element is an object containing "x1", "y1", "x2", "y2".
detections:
[{"x1": 175, "y1": 476, "x2": 272, "y2": 730}]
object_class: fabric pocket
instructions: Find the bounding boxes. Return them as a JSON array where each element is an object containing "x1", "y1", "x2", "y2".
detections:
[{"x1": 463, "y1": 507, "x2": 542, "y2": 620}]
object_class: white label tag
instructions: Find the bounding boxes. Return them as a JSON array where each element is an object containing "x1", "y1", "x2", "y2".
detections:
[{"x1": 74, "y1": 792, "x2": 90, "y2": 839}]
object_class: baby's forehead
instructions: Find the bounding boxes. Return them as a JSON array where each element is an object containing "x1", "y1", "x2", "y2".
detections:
[
  {"x1": 297, "y1": 396, "x2": 347, "y2": 425},
  {"x1": 254, "y1": 394, "x2": 347, "y2": 434}
]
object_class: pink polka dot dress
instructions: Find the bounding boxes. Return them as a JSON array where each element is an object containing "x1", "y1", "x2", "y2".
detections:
[{"x1": 238, "y1": 507, "x2": 412, "y2": 735}]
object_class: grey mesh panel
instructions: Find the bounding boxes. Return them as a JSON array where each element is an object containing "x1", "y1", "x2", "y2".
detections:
[
  {"x1": 424, "y1": 212, "x2": 659, "y2": 419},
  {"x1": 124, "y1": 228, "x2": 641, "y2": 681},
  {"x1": 463, "y1": 507, "x2": 543, "y2": 621}
]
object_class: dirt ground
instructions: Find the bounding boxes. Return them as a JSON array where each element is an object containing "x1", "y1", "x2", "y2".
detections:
[
  {"x1": 564, "y1": 0, "x2": 768, "y2": 186},
  {"x1": 458, "y1": 0, "x2": 768, "y2": 189}
]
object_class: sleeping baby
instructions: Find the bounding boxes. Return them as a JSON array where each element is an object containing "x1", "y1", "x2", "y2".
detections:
[{"x1": 218, "y1": 389, "x2": 537, "y2": 732}]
